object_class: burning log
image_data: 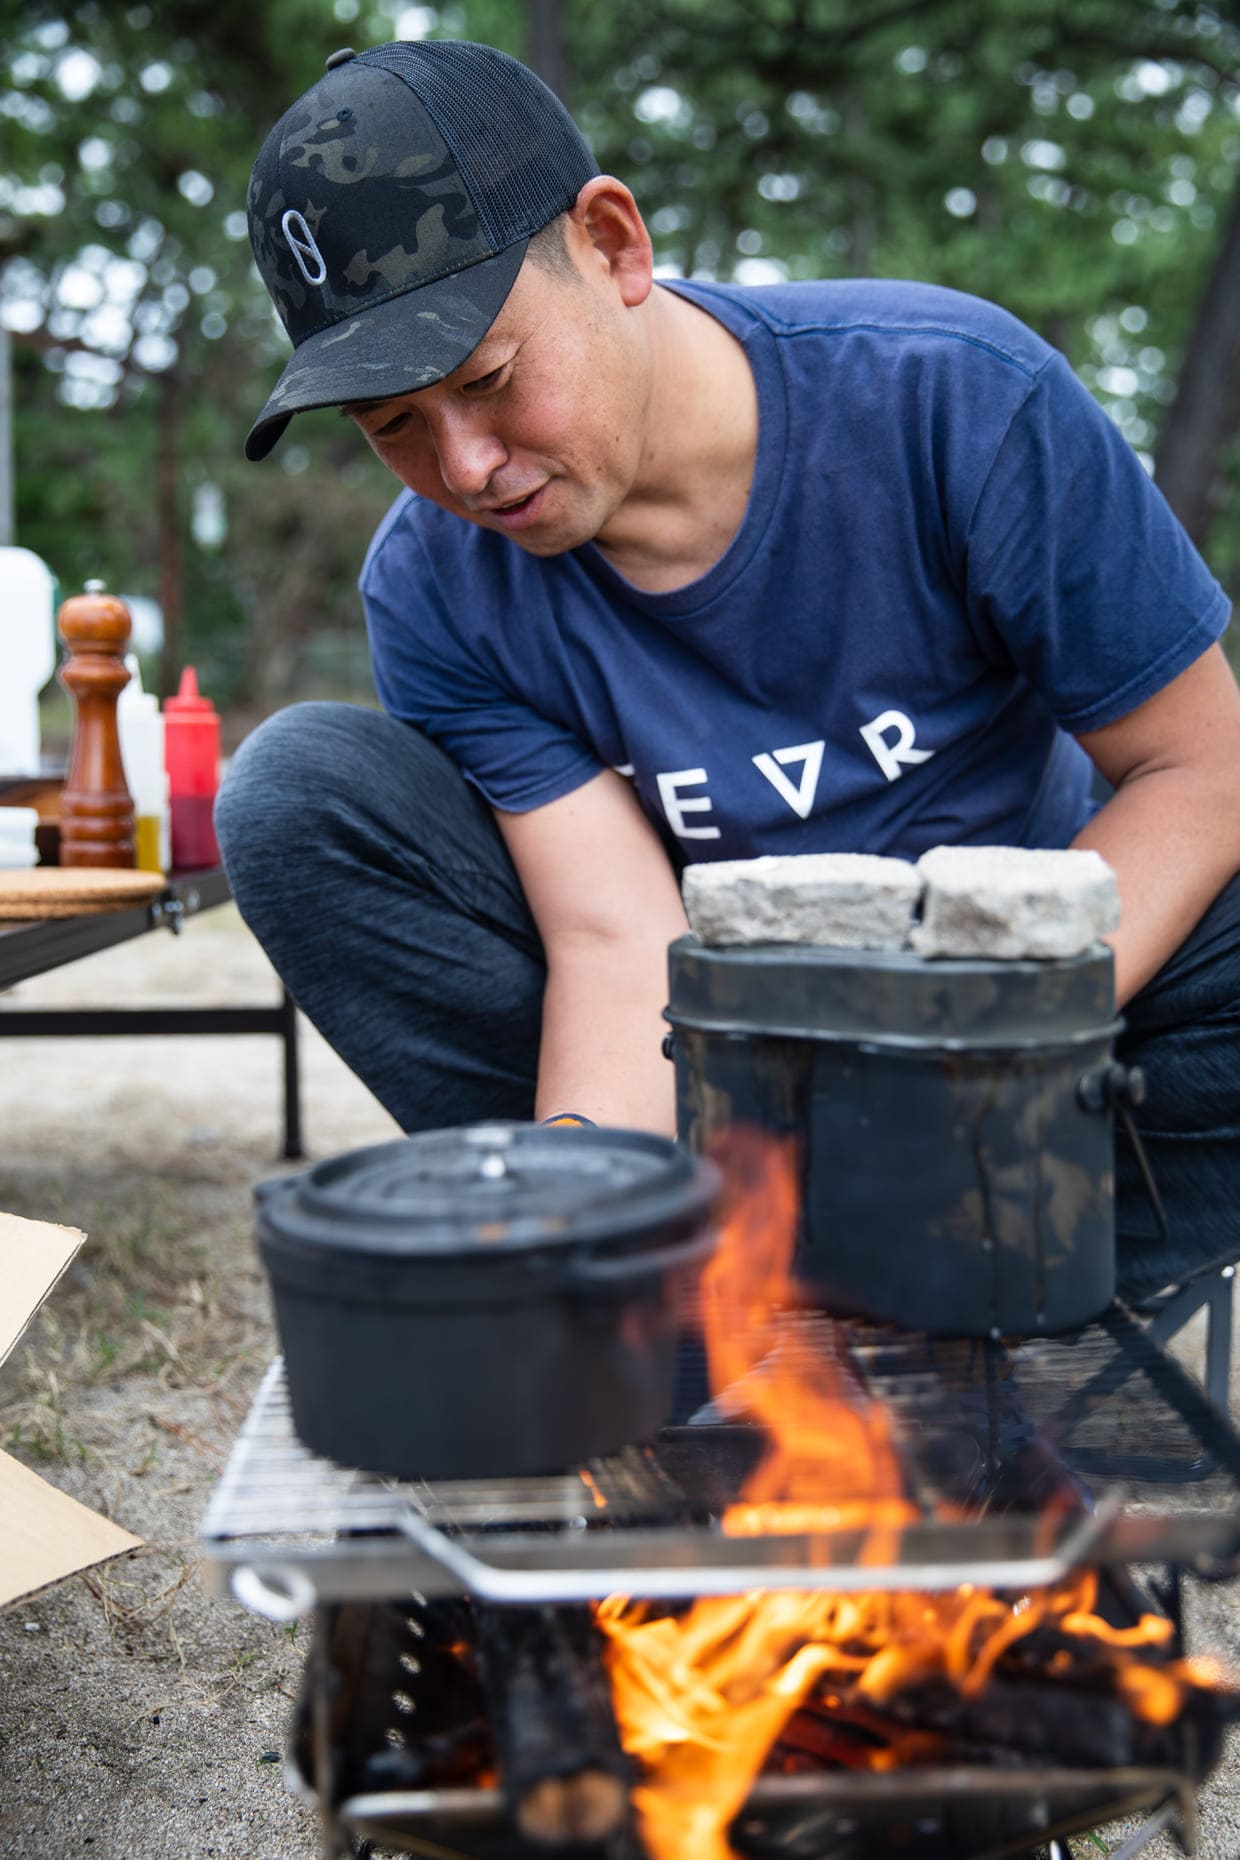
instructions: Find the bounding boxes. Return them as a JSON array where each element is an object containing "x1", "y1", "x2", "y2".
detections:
[
  {"x1": 474, "y1": 1601, "x2": 632, "y2": 1847},
  {"x1": 781, "y1": 1665, "x2": 1231, "y2": 1780},
  {"x1": 771, "y1": 1700, "x2": 947, "y2": 1773},
  {"x1": 760, "y1": 1567, "x2": 1240, "y2": 1787},
  {"x1": 854, "y1": 1623, "x2": 1238, "y2": 1780},
  {"x1": 898, "y1": 1668, "x2": 1233, "y2": 1776}
]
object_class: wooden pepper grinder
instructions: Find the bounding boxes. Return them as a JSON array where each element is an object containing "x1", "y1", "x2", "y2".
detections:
[{"x1": 57, "y1": 579, "x2": 136, "y2": 867}]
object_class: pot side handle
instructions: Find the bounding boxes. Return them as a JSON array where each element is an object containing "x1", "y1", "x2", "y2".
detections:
[
  {"x1": 253, "y1": 1171, "x2": 308, "y2": 1209},
  {"x1": 566, "y1": 1226, "x2": 718, "y2": 1285}
]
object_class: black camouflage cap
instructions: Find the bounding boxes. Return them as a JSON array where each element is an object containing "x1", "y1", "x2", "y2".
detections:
[{"x1": 244, "y1": 41, "x2": 600, "y2": 461}]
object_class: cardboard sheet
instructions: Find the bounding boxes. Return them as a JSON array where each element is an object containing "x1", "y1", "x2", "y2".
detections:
[
  {"x1": 0, "y1": 1449, "x2": 141, "y2": 1608},
  {"x1": 1, "y1": 1209, "x2": 143, "y2": 1606},
  {"x1": 1, "y1": 1210, "x2": 84, "y2": 1369}
]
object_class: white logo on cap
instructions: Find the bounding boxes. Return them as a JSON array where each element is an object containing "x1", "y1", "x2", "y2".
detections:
[{"x1": 281, "y1": 209, "x2": 327, "y2": 286}]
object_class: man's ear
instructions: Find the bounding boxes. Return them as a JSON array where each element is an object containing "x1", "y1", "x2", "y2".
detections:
[{"x1": 567, "y1": 176, "x2": 653, "y2": 307}]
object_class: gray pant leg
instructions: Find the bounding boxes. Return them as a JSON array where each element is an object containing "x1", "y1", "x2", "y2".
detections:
[{"x1": 214, "y1": 702, "x2": 544, "y2": 1132}]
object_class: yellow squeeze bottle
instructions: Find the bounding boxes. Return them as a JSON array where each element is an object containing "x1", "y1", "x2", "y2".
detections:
[{"x1": 117, "y1": 654, "x2": 170, "y2": 873}]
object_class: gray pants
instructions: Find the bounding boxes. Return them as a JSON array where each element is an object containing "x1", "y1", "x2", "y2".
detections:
[
  {"x1": 215, "y1": 702, "x2": 545, "y2": 1132},
  {"x1": 215, "y1": 701, "x2": 1240, "y2": 1304}
]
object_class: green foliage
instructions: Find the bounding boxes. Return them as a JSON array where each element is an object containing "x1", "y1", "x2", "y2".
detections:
[
  {"x1": 2, "y1": 0, "x2": 1238, "y2": 711},
  {"x1": 3, "y1": 0, "x2": 402, "y2": 702},
  {"x1": 575, "y1": 1, "x2": 1240, "y2": 480}
]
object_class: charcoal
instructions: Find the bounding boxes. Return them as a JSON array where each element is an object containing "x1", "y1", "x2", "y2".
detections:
[
  {"x1": 360, "y1": 1723, "x2": 493, "y2": 1792},
  {"x1": 856, "y1": 1668, "x2": 1231, "y2": 1781}
]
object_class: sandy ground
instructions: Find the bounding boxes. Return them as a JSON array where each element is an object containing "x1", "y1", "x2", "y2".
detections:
[
  {"x1": 1, "y1": 905, "x2": 1239, "y2": 1860},
  {"x1": 0, "y1": 906, "x2": 397, "y2": 1860}
]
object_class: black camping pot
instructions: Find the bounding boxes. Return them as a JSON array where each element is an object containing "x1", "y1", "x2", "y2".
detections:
[
  {"x1": 665, "y1": 935, "x2": 1125, "y2": 1338},
  {"x1": 255, "y1": 1122, "x2": 721, "y2": 1480}
]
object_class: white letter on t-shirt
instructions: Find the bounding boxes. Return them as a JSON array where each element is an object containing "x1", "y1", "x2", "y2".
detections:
[
  {"x1": 752, "y1": 740, "x2": 825, "y2": 820},
  {"x1": 859, "y1": 710, "x2": 934, "y2": 784},
  {"x1": 657, "y1": 768, "x2": 721, "y2": 840}
]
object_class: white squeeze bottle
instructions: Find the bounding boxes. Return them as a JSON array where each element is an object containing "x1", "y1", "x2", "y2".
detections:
[
  {"x1": 0, "y1": 546, "x2": 56, "y2": 775},
  {"x1": 117, "y1": 653, "x2": 171, "y2": 872}
]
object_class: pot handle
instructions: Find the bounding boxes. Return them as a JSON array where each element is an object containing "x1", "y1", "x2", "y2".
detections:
[
  {"x1": 566, "y1": 1226, "x2": 717, "y2": 1285},
  {"x1": 230, "y1": 1561, "x2": 316, "y2": 1622},
  {"x1": 1077, "y1": 1061, "x2": 1170, "y2": 1246},
  {"x1": 1076, "y1": 1060, "x2": 1145, "y2": 1114},
  {"x1": 253, "y1": 1170, "x2": 307, "y2": 1209}
]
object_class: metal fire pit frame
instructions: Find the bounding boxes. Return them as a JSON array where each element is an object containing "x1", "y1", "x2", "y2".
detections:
[
  {"x1": 326, "y1": 1770, "x2": 1193, "y2": 1860},
  {"x1": 201, "y1": 1305, "x2": 1240, "y2": 1618},
  {"x1": 279, "y1": 1602, "x2": 1198, "y2": 1860}
]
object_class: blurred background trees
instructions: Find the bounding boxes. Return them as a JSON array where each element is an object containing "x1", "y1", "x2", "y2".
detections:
[{"x1": 2, "y1": 0, "x2": 1238, "y2": 734}]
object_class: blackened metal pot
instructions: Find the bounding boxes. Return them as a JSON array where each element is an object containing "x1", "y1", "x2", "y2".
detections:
[
  {"x1": 665, "y1": 936, "x2": 1123, "y2": 1338},
  {"x1": 255, "y1": 1122, "x2": 720, "y2": 1480}
]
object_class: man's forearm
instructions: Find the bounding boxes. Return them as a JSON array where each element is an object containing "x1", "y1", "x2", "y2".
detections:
[
  {"x1": 1069, "y1": 643, "x2": 1240, "y2": 1007},
  {"x1": 1071, "y1": 765, "x2": 1240, "y2": 1006},
  {"x1": 535, "y1": 939, "x2": 677, "y2": 1133}
]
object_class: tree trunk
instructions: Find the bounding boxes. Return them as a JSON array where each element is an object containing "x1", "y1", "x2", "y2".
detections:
[
  {"x1": 844, "y1": 91, "x2": 875, "y2": 274},
  {"x1": 1153, "y1": 175, "x2": 1240, "y2": 549},
  {"x1": 525, "y1": 0, "x2": 569, "y2": 106},
  {"x1": 156, "y1": 368, "x2": 184, "y2": 701}
]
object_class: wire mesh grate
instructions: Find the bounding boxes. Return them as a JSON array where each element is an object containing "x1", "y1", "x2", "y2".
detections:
[{"x1": 202, "y1": 1307, "x2": 1240, "y2": 1606}]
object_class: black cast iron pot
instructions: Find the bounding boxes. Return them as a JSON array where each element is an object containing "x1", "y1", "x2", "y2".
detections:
[
  {"x1": 255, "y1": 1122, "x2": 721, "y2": 1480},
  {"x1": 665, "y1": 936, "x2": 1124, "y2": 1339}
]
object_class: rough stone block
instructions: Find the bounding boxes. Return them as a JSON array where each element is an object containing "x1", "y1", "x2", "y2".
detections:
[
  {"x1": 682, "y1": 853, "x2": 922, "y2": 949},
  {"x1": 910, "y1": 845, "x2": 1120, "y2": 960}
]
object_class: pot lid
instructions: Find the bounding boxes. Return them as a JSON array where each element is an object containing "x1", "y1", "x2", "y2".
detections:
[
  {"x1": 666, "y1": 935, "x2": 1116, "y2": 1047},
  {"x1": 257, "y1": 1122, "x2": 721, "y2": 1259}
]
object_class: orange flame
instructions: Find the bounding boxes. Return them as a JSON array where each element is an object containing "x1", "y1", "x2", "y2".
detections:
[
  {"x1": 697, "y1": 1131, "x2": 914, "y2": 1562},
  {"x1": 594, "y1": 1130, "x2": 1228, "y2": 1860},
  {"x1": 579, "y1": 1468, "x2": 609, "y2": 1512}
]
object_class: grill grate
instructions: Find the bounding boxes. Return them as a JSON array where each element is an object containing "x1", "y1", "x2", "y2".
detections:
[{"x1": 202, "y1": 1306, "x2": 1240, "y2": 1611}]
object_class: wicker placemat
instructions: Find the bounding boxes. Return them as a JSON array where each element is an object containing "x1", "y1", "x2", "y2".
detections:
[{"x1": 0, "y1": 868, "x2": 166, "y2": 920}]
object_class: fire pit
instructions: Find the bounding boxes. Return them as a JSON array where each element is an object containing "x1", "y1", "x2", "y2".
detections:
[
  {"x1": 202, "y1": 1282, "x2": 1240, "y2": 1858},
  {"x1": 278, "y1": 1582, "x2": 1220, "y2": 1860},
  {"x1": 203, "y1": 877, "x2": 1240, "y2": 1860}
]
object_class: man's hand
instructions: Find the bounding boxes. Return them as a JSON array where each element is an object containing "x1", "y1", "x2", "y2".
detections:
[
  {"x1": 1073, "y1": 642, "x2": 1240, "y2": 1005},
  {"x1": 495, "y1": 769, "x2": 689, "y2": 1133}
]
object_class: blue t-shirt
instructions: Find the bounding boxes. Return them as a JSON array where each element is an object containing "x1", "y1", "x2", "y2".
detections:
[{"x1": 360, "y1": 279, "x2": 1229, "y2": 863}]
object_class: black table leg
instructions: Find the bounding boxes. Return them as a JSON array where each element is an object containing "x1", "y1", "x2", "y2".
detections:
[{"x1": 280, "y1": 987, "x2": 304, "y2": 1160}]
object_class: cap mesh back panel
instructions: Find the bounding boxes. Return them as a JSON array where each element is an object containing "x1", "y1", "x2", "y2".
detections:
[{"x1": 357, "y1": 41, "x2": 599, "y2": 249}]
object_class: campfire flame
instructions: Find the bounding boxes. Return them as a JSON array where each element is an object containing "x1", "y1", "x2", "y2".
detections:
[{"x1": 594, "y1": 1130, "x2": 1227, "y2": 1860}]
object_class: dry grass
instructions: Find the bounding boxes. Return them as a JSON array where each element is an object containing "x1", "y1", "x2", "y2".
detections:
[{"x1": 0, "y1": 1167, "x2": 270, "y2": 1467}]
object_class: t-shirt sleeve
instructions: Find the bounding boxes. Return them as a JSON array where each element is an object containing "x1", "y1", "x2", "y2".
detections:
[
  {"x1": 963, "y1": 351, "x2": 1230, "y2": 734},
  {"x1": 360, "y1": 512, "x2": 604, "y2": 813}
]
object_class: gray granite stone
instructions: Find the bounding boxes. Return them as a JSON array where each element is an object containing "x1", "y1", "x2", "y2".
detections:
[
  {"x1": 910, "y1": 844, "x2": 1120, "y2": 959},
  {"x1": 682, "y1": 853, "x2": 923, "y2": 949}
]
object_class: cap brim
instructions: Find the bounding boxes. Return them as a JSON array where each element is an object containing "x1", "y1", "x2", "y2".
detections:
[{"x1": 244, "y1": 237, "x2": 529, "y2": 462}]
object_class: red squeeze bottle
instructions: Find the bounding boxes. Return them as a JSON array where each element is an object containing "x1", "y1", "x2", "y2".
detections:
[{"x1": 164, "y1": 666, "x2": 221, "y2": 870}]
